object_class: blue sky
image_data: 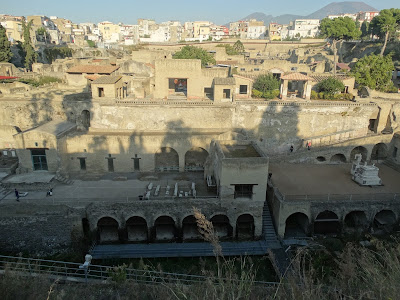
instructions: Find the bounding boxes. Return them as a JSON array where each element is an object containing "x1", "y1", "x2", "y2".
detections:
[{"x1": 1, "y1": 0, "x2": 399, "y2": 25}]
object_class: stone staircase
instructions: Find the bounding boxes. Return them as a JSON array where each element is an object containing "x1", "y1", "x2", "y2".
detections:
[
  {"x1": 167, "y1": 93, "x2": 187, "y2": 101},
  {"x1": 0, "y1": 187, "x2": 11, "y2": 200},
  {"x1": 262, "y1": 201, "x2": 291, "y2": 277},
  {"x1": 54, "y1": 173, "x2": 74, "y2": 185},
  {"x1": 262, "y1": 201, "x2": 281, "y2": 249}
]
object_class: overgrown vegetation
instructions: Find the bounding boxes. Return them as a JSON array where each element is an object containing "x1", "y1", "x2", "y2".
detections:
[
  {"x1": 311, "y1": 77, "x2": 350, "y2": 100},
  {"x1": 216, "y1": 44, "x2": 240, "y2": 55},
  {"x1": 370, "y1": 8, "x2": 400, "y2": 56},
  {"x1": 252, "y1": 74, "x2": 280, "y2": 99},
  {"x1": 43, "y1": 47, "x2": 74, "y2": 64},
  {"x1": 86, "y1": 40, "x2": 96, "y2": 48},
  {"x1": 172, "y1": 45, "x2": 216, "y2": 67},
  {"x1": 18, "y1": 76, "x2": 62, "y2": 87}
]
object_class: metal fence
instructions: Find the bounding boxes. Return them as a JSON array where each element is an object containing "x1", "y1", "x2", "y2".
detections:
[{"x1": 0, "y1": 255, "x2": 278, "y2": 287}]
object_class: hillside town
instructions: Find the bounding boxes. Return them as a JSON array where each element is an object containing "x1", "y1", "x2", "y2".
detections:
[{"x1": 1, "y1": 2, "x2": 400, "y2": 299}]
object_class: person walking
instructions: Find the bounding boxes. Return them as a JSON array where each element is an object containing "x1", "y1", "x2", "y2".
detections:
[
  {"x1": 290, "y1": 145, "x2": 294, "y2": 153},
  {"x1": 307, "y1": 141, "x2": 311, "y2": 151},
  {"x1": 15, "y1": 189, "x2": 19, "y2": 201}
]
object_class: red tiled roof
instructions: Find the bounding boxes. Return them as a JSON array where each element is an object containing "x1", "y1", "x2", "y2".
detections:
[
  {"x1": 280, "y1": 72, "x2": 314, "y2": 81},
  {"x1": 85, "y1": 75, "x2": 100, "y2": 81},
  {"x1": 67, "y1": 65, "x2": 119, "y2": 74},
  {"x1": 336, "y1": 63, "x2": 351, "y2": 70}
]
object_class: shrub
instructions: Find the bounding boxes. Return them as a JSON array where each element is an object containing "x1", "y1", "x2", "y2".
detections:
[
  {"x1": 253, "y1": 74, "x2": 280, "y2": 93},
  {"x1": 252, "y1": 89, "x2": 263, "y2": 98},
  {"x1": 311, "y1": 90, "x2": 319, "y2": 100},
  {"x1": 18, "y1": 76, "x2": 61, "y2": 87},
  {"x1": 315, "y1": 77, "x2": 345, "y2": 96}
]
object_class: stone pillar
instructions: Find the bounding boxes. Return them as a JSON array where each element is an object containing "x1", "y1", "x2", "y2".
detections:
[
  {"x1": 179, "y1": 152, "x2": 185, "y2": 172},
  {"x1": 280, "y1": 80, "x2": 288, "y2": 100},
  {"x1": 305, "y1": 82, "x2": 312, "y2": 100}
]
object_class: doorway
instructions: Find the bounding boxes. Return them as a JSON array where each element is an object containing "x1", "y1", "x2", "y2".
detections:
[{"x1": 31, "y1": 149, "x2": 48, "y2": 171}]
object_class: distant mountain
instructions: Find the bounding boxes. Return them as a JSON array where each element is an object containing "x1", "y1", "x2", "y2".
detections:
[
  {"x1": 307, "y1": 1, "x2": 377, "y2": 19},
  {"x1": 233, "y1": 1, "x2": 377, "y2": 26}
]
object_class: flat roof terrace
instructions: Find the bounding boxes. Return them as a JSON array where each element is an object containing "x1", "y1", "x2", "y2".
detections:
[
  {"x1": 220, "y1": 144, "x2": 261, "y2": 158},
  {"x1": 269, "y1": 163, "x2": 400, "y2": 197}
]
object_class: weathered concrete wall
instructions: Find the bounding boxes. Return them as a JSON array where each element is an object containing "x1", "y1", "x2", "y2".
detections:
[{"x1": 0, "y1": 204, "x2": 84, "y2": 255}]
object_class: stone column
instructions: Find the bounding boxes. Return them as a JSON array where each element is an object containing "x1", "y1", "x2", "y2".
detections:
[
  {"x1": 280, "y1": 80, "x2": 288, "y2": 100},
  {"x1": 179, "y1": 152, "x2": 185, "y2": 172},
  {"x1": 305, "y1": 82, "x2": 312, "y2": 100}
]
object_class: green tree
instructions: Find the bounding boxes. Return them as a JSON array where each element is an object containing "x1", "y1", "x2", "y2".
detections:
[
  {"x1": 172, "y1": 45, "x2": 216, "y2": 67},
  {"x1": 232, "y1": 40, "x2": 244, "y2": 53},
  {"x1": 0, "y1": 24, "x2": 12, "y2": 62},
  {"x1": 351, "y1": 54, "x2": 395, "y2": 91},
  {"x1": 252, "y1": 74, "x2": 280, "y2": 99},
  {"x1": 369, "y1": 8, "x2": 400, "y2": 56},
  {"x1": 36, "y1": 27, "x2": 49, "y2": 43},
  {"x1": 315, "y1": 77, "x2": 345, "y2": 96},
  {"x1": 21, "y1": 20, "x2": 37, "y2": 70},
  {"x1": 360, "y1": 21, "x2": 370, "y2": 39},
  {"x1": 320, "y1": 17, "x2": 361, "y2": 75}
]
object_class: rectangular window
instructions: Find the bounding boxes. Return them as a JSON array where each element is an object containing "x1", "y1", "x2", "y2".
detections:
[
  {"x1": 204, "y1": 87, "x2": 213, "y2": 99},
  {"x1": 239, "y1": 85, "x2": 248, "y2": 94},
  {"x1": 233, "y1": 184, "x2": 255, "y2": 199},
  {"x1": 31, "y1": 149, "x2": 48, "y2": 171},
  {"x1": 98, "y1": 87, "x2": 104, "y2": 97},
  {"x1": 254, "y1": 68, "x2": 260, "y2": 71},
  {"x1": 223, "y1": 89, "x2": 231, "y2": 99},
  {"x1": 394, "y1": 147, "x2": 398, "y2": 159},
  {"x1": 240, "y1": 68, "x2": 245, "y2": 71},
  {"x1": 2, "y1": 150, "x2": 8, "y2": 156}
]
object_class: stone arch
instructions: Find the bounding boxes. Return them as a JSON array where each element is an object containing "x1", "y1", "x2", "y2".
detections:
[
  {"x1": 155, "y1": 147, "x2": 179, "y2": 172},
  {"x1": 371, "y1": 143, "x2": 388, "y2": 161},
  {"x1": 184, "y1": 147, "x2": 209, "y2": 171},
  {"x1": 182, "y1": 215, "x2": 201, "y2": 240},
  {"x1": 350, "y1": 146, "x2": 368, "y2": 162},
  {"x1": 210, "y1": 214, "x2": 232, "y2": 239},
  {"x1": 373, "y1": 210, "x2": 397, "y2": 233},
  {"x1": 81, "y1": 110, "x2": 90, "y2": 129},
  {"x1": 284, "y1": 212, "x2": 309, "y2": 238},
  {"x1": 316, "y1": 156, "x2": 326, "y2": 162},
  {"x1": 126, "y1": 216, "x2": 148, "y2": 242},
  {"x1": 344, "y1": 211, "x2": 368, "y2": 232},
  {"x1": 97, "y1": 217, "x2": 120, "y2": 243},
  {"x1": 236, "y1": 214, "x2": 255, "y2": 240},
  {"x1": 154, "y1": 216, "x2": 177, "y2": 241},
  {"x1": 330, "y1": 153, "x2": 347, "y2": 163},
  {"x1": 314, "y1": 210, "x2": 340, "y2": 234}
]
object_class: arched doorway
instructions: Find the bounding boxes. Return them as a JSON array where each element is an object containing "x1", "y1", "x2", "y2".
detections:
[
  {"x1": 97, "y1": 217, "x2": 119, "y2": 243},
  {"x1": 155, "y1": 147, "x2": 179, "y2": 172},
  {"x1": 373, "y1": 210, "x2": 397, "y2": 233},
  {"x1": 314, "y1": 211, "x2": 340, "y2": 234},
  {"x1": 330, "y1": 154, "x2": 347, "y2": 163},
  {"x1": 371, "y1": 143, "x2": 388, "y2": 162},
  {"x1": 350, "y1": 146, "x2": 368, "y2": 162},
  {"x1": 210, "y1": 215, "x2": 232, "y2": 239},
  {"x1": 184, "y1": 148, "x2": 208, "y2": 171},
  {"x1": 81, "y1": 110, "x2": 90, "y2": 129},
  {"x1": 316, "y1": 156, "x2": 326, "y2": 162},
  {"x1": 182, "y1": 215, "x2": 201, "y2": 240},
  {"x1": 236, "y1": 214, "x2": 255, "y2": 240},
  {"x1": 344, "y1": 211, "x2": 368, "y2": 233},
  {"x1": 126, "y1": 216, "x2": 148, "y2": 242},
  {"x1": 154, "y1": 216, "x2": 176, "y2": 241},
  {"x1": 284, "y1": 213, "x2": 309, "y2": 238}
]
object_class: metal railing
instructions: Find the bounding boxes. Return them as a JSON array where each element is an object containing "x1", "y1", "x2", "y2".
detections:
[{"x1": 0, "y1": 255, "x2": 278, "y2": 287}]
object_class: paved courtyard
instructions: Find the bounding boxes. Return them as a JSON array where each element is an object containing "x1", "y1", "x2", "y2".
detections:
[
  {"x1": 269, "y1": 163, "x2": 400, "y2": 196},
  {"x1": 0, "y1": 172, "x2": 217, "y2": 206}
]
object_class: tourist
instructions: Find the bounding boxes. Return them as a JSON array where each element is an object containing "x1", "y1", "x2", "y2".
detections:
[
  {"x1": 307, "y1": 141, "x2": 311, "y2": 150},
  {"x1": 15, "y1": 189, "x2": 19, "y2": 201},
  {"x1": 290, "y1": 145, "x2": 294, "y2": 153}
]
